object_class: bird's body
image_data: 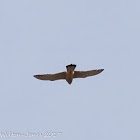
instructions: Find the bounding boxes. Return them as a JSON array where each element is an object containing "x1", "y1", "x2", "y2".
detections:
[
  {"x1": 34, "y1": 64, "x2": 104, "y2": 84},
  {"x1": 66, "y1": 72, "x2": 73, "y2": 84},
  {"x1": 65, "y1": 64, "x2": 76, "y2": 84}
]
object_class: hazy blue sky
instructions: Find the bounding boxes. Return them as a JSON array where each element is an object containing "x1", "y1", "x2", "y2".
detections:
[{"x1": 0, "y1": 0, "x2": 140, "y2": 140}]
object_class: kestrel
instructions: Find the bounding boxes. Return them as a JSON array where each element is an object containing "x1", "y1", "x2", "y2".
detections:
[{"x1": 34, "y1": 64, "x2": 104, "y2": 84}]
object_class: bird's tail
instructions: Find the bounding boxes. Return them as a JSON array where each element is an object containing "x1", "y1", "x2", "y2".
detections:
[{"x1": 66, "y1": 64, "x2": 76, "y2": 72}]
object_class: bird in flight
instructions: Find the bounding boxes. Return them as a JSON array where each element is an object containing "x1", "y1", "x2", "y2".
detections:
[{"x1": 34, "y1": 64, "x2": 104, "y2": 84}]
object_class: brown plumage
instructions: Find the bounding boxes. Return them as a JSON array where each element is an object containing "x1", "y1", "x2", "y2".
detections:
[{"x1": 34, "y1": 64, "x2": 104, "y2": 84}]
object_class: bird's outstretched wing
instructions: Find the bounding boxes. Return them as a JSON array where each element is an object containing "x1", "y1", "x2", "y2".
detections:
[
  {"x1": 34, "y1": 72, "x2": 66, "y2": 81},
  {"x1": 74, "y1": 69, "x2": 104, "y2": 78}
]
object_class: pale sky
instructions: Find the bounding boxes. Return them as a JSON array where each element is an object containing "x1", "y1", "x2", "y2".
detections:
[{"x1": 0, "y1": 0, "x2": 140, "y2": 140}]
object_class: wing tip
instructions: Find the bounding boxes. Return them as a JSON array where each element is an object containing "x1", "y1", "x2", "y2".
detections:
[
  {"x1": 99, "y1": 69, "x2": 104, "y2": 73},
  {"x1": 34, "y1": 75, "x2": 38, "y2": 78},
  {"x1": 33, "y1": 74, "x2": 47, "y2": 80},
  {"x1": 34, "y1": 75, "x2": 41, "y2": 80}
]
